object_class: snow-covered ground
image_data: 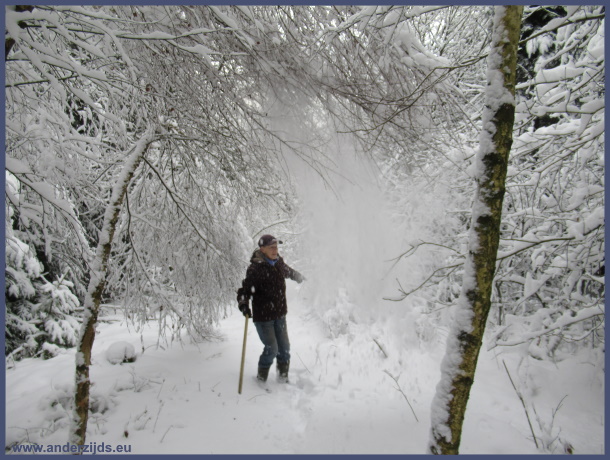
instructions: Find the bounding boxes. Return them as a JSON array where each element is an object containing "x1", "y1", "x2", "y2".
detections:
[{"x1": 5, "y1": 282, "x2": 604, "y2": 455}]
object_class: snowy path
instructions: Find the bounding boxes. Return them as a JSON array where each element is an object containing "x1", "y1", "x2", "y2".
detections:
[
  {"x1": 5, "y1": 286, "x2": 605, "y2": 455},
  {"x1": 6, "y1": 303, "x2": 430, "y2": 454}
]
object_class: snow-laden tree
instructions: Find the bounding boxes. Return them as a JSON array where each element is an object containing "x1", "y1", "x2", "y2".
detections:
[
  {"x1": 385, "y1": 6, "x2": 604, "y2": 362},
  {"x1": 284, "y1": 6, "x2": 488, "y2": 171},
  {"x1": 6, "y1": 6, "x2": 163, "y2": 441},
  {"x1": 5, "y1": 173, "x2": 80, "y2": 362},
  {"x1": 86, "y1": 5, "x2": 300, "y2": 339},
  {"x1": 5, "y1": 4, "x2": 307, "y2": 446},
  {"x1": 356, "y1": 6, "x2": 494, "y2": 310},
  {"x1": 428, "y1": 5, "x2": 523, "y2": 454},
  {"x1": 489, "y1": 5, "x2": 605, "y2": 358}
]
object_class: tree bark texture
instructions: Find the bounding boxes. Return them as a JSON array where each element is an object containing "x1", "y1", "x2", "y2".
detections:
[
  {"x1": 69, "y1": 128, "x2": 157, "y2": 447},
  {"x1": 428, "y1": 6, "x2": 523, "y2": 455}
]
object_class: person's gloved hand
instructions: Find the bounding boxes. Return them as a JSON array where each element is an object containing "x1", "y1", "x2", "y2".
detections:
[
  {"x1": 291, "y1": 269, "x2": 305, "y2": 284},
  {"x1": 238, "y1": 301, "x2": 251, "y2": 318}
]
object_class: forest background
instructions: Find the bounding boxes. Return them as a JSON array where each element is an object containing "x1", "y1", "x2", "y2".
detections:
[{"x1": 4, "y1": 4, "x2": 605, "y2": 454}]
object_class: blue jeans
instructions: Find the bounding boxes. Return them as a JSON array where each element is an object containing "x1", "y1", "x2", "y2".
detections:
[{"x1": 254, "y1": 316, "x2": 290, "y2": 369}]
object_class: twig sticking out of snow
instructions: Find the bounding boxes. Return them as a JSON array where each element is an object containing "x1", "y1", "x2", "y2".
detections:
[
  {"x1": 373, "y1": 339, "x2": 388, "y2": 358},
  {"x1": 383, "y1": 371, "x2": 419, "y2": 422},
  {"x1": 296, "y1": 352, "x2": 312, "y2": 374},
  {"x1": 533, "y1": 395, "x2": 573, "y2": 454},
  {"x1": 160, "y1": 425, "x2": 173, "y2": 443},
  {"x1": 157, "y1": 379, "x2": 165, "y2": 399},
  {"x1": 153, "y1": 401, "x2": 164, "y2": 433},
  {"x1": 502, "y1": 360, "x2": 539, "y2": 449}
]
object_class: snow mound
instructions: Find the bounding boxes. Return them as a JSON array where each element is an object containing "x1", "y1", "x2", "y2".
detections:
[{"x1": 105, "y1": 341, "x2": 136, "y2": 364}]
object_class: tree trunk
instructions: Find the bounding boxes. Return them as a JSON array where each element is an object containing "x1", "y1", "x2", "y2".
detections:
[
  {"x1": 69, "y1": 127, "x2": 157, "y2": 447},
  {"x1": 428, "y1": 6, "x2": 523, "y2": 455},
  {"x1": 5, "y1": 5, "x2": 35, "y2": 59}
]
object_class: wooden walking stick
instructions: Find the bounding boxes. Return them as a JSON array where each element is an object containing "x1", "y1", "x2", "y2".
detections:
[{"x1": 238, "y1": 313, "x2": 249, "y2": 394}]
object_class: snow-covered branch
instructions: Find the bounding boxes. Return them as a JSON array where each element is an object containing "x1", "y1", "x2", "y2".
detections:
[{"x1": 490, "y1": 304, "x2": 605, "y2": 349}]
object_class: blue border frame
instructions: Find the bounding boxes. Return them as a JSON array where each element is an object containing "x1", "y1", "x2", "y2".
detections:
[{"x1": 2, "y1": 2, "x2": 606, "y2": 459}]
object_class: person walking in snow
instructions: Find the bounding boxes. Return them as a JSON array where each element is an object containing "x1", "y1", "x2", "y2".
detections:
[{"x1": 237, "y1": 234, "x2": 304, "y2": 384}]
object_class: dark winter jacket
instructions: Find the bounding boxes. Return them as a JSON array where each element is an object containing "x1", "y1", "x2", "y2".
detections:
[{"x1": 237, "y1": 250, "x2": 304, "y2": 323}]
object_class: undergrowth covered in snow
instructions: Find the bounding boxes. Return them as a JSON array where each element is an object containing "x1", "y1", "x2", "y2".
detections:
[{"x1": 5, "y1": 297, "x2": 604, "y2": 455}]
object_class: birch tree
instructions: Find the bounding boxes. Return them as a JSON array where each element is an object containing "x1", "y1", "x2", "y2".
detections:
[
  {"x1": 428, "y1": 6, "x2": 523, "y2": 455},
  {"x1": 71, "y1": 128, "x2": 158, "y2": 445},
  {"x1": 5, "y1": 4, "x2": 302, "y2": 446}
]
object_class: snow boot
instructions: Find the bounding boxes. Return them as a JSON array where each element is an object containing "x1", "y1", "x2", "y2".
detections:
[
  {"x1": 277, "y1": 361, "x2": 289, "y2": 383},
  {"x1": 257, "y1": 366, "x2": 270, "y2": 382}
]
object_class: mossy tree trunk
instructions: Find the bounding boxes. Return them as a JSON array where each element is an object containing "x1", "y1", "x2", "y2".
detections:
[
  {"x1": 428, "y1": 5, "x2": 523, "y2": 455},
  {"x1": 69, "y1": 128, "x2": 157, "y2": 447}
]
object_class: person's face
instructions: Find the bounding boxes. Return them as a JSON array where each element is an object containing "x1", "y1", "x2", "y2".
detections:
[{"x1": 260, "y1": 243, "x2": 279, "y2": 260}]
